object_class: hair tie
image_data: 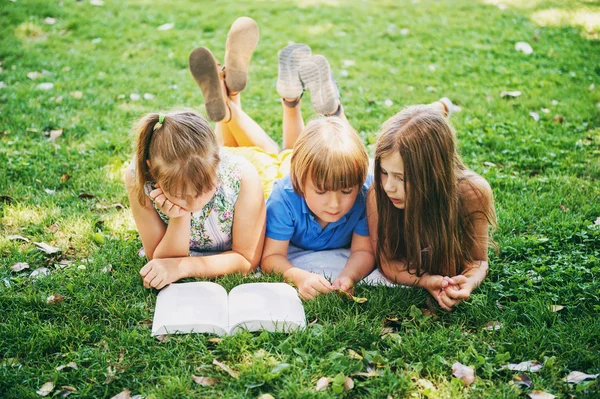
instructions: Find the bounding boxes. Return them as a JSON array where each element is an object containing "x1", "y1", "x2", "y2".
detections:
[{"x1": 153, "y1": 114, "x2": 165, "y2": 131}]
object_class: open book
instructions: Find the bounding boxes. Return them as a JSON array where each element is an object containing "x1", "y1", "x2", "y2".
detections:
[{"x1": 151, "y1": 282, "x2": 306, "y2": 336}]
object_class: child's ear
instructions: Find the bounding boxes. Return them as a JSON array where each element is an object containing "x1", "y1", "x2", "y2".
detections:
[{"x1": 146, "y1": 160, "x2": 152, "y2": 169}]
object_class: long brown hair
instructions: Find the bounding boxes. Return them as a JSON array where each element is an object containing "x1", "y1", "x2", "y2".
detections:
[
  {"x1": 132, "y1": 109, "x2": 219, "y2": 206},
  {"x1": 373, "y1": 105, "x2": 496, "y2": 276}
]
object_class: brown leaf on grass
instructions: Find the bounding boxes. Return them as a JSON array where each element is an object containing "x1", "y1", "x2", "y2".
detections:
[
  {"x1": 27, "y1": 71, "x2": 43, "y2": 80},
  {"x1": 78, "y1": 192, "x2": 95, "y2": 199},
  {"x1": 7, "y1": 235, "x2": 29, "y2": 242},
  {"x1": 308, "y1": 317, "x2": 319, "y2": 327},
  {"x1": 37, "y1": 381, "x2": 55, "y2": 396},
  {"x1": 50, "y1": 129, "x2": 63, "y2": 140},
  {"x1": 315, "y1": 377, "x2": 330, "y2": 391},
  {"x1": 501, "y1": 361, "x2": 543, "y2": 372},
  {"x1": 380, "y1": 327, "x2": 395, "y2": 337},
  {"x1": 352, "y1": 370, "x2": 380, "y2": 378},
  {"x1": 192, "y1": 375, "x2": 218, "y2": 386},
  {"x1": 56, "y1": 361, "x2": 78, "y2": 371},
  {"x1": 47, "y1": 293, "x2": 66, "y2": 304},
  {"x1": 30, "y1": 267, "x2": 50, "y2": 278},
  {"x1": 552, "y1": 115, "x2": 564, "y2": 124},
  {"x1": 347, "y1": 349, "x2": 363, "y2": 360},
  {"x1": 101, "y1": 264, "x2": 113, "y2": 273},
  {"x1": 34, "y1": 242, "x2": 60, "y2": 254},
  {"x1": 452, "y1": 362, "x2": 475, "y2": 385},
  {"x1": 501, "y1": 90, "x2": 522, "y2": 98},
  {"x1": 10, "y1": 262, "x2": 29, "y2": 272},
  {"x1": 352, "y1": 296, "x2": 368, "y2": 303},
  {"x1": 57, "y1": 386, "x2": 77, "y2": 398},
  {"x1": 343, "y1": 377, "x2": 354, "y2": 391},
  {"x1": 258, "y1": 395, "x2": 275, "y2": 399},
  {"x1": 528, "y1": 391, "x2": 555, "y2": 399},
  {"x1": 564, "y1": 371, "x2": 599, "y2": 383},
  {"x1": 70, "y1": 91, "x2": 83, "y2": 99},
  {"x1": 96, "y1": 203, "x2": 125, "y2": 211},
  {"x1": 207, "y1": 337, "x2": 222, "y2": 344},
  {"x1": 559, "y1": 205, "x2": 569, "y2": 212},
  {"x1": 60, "y1": 174, "x2": 71, "y2": 183},
  {"x1": 49, "y1": 223, "x2": 60, "y2": 233},
  {"x1": 512, "y1": 373, "x2": 532, "y2": 388},
  {"x1": 55, "y1": 259, "x2": 73, "y2": 268},
  {"x1": 484, "y1": 321, "x2": 503, "y2": 331},
  {"x1": 550, "y1": 305, "x2": 564, "y2": 312},
  {"x1": 212, "y1": 359, "x2": 239, "y2": 379},
  {"x1": 335, "y1": 289, "x2": 353, "y2": 301},
  {"x1": 110, "y1": 390, "x2": 130, "y2": 399}
]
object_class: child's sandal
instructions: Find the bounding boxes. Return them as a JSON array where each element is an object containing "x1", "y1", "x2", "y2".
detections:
[
  {"x1": 224, "y1": 16, "x2": 259, "y2": 94},
  {"x1": 189, "y1": 47, "x2": 228, "y2": 122}
]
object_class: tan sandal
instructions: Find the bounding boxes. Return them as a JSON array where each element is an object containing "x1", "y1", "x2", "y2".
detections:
[
  {"x1": 224, "y1": 17, "x2": 259, "y2": 93},
  {"x1": 189, "y1": 47, "x2": 227, "y2": 122}
]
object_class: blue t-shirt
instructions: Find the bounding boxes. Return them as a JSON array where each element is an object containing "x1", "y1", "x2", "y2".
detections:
[{"x1": 265, "y1": 175, "x2": 373, "y2": 250}]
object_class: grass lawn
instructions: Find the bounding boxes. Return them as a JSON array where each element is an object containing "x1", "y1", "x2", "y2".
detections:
[{"x1": 1, "y1": 0, "x2": 600, "y2": 397}]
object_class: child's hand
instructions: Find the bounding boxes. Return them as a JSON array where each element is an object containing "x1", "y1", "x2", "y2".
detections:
[
  {"x1": 332, "y1": 275, "x2": 355, "y2": 295},
  {"x1": 140, "y1": 258, "x2": 184, "y2": 289},
  {"x1": 433, "y1": 275, "x2": 473, "y2": 311},
  {"x1": 294, "y1": 269, "x2": 333, "y2": 300},
  {"x1": 149, "y1": 186, "x2": 191, "y2": 219}
]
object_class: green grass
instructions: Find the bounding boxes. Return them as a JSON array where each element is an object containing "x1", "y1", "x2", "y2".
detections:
[{"x1": 1, "y1": 0, "x2": 599, "y2": 397}]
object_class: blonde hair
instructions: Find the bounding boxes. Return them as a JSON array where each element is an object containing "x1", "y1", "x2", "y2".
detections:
[
  {"x1": 290, "y1": 117, "x2": 368, "y2": 195},
  {"x1": 132, "y1": 109, "x2": 220, "y2": 206},
  {"x1": 374, "y1": 105, "x2": 496, "y2": 277}
]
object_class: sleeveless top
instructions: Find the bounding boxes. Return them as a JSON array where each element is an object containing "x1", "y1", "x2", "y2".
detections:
[{"x1": 139, "y1": 149, "x2": 250, "y2": 253}]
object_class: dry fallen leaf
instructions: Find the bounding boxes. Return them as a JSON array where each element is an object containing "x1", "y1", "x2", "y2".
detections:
[
  {"x1": 212, "y1": 359, "x2": 239, "y2": 379},
  {"x1": 529, "y1": 112, "x2": 540, "y2": 121},
  {"x1": 44, "y1": 17, "x2": 56, "y2": 25},
  {"x1": 47, "y1": 293, "x2": 66, "y2": 305},
  {"x1": 7, "y1": 235, "x2": 29, "y2": 242},
  {"x1": 515, "y1": 42, "x2": 533, "y2": 55},
  {"x1": 50, "y1": 129, "x2": 63, "y2": 140},
  {"x1": 78, "y1": 192, "x2": 95, "y2": 199},
  {"x1": 347, "y1": 349, "x2": 363, "y2": 360},
  {"x1": 28, "y1": 71, "x2": 43, "y2": 80},
  {"x1": 34, "y1": 242, "x2": 60, "y2": 254},
  {"x1": 352, "y1": 296, "x2": 368, "y2": 303},
  {"x1": 70, "y1": 91, "x2": 83, "y2": 99},
  {"x1": 56, "y1": 361, "x2": 78, "y2": 371},
  {"x1": 110, "y1": 390, "x2": 130, "y2": 399},
  {"x1": 550, "y1": 305, "x2": 564, "y2": 312},
  {"x1": 452, "y1": 362, "x2": 475, "y2": 385},
  {"x1": 484, "y1": 321, "x2": 503, "y2": 331},
  {"x1": 157, "y1": 23, "x2": 174, "y2": 31},
  {"x1": 501, "y1": 90, "x2": 522, "y2": 98},
  {"x1": 380, "y1": 327, "x2": 395, "y2": 336},
  {"x1": 101, "y1": 264, "x2": 113, "y2": 273},
  {"x1": 10, "y1": 262, "x2": 29, "y2": 272},
  {"x1": 60, "y1": 174, "x2": 71, "y2": 183},
  {"x1": 559, "y1": 205, "x2": 568, "y2": 212},
  {"x1": 315, "y1": 377, "x2": 330, "y2": 391},
  {"x1": 155, "y1": 334, "x2": 169, "y2": 342},
  {"x1": 501, "y1": 361, "x2": 543, "y2": 372},
  {"x1": 207, "y1": 337, "x2": 222, "y2": 344},
  {"x1": 57, "y1": 386, "x2": 77, "y2": 398},
  {"x1": 258, "y1": 395, "x2": 275, "y2": 399},
  {"x1": 37, "y1": 381, "x2": 55, "y2": 396},
  {"x1": 564, "y1": 371, "x2": 599, "y2": 383},
  {"x1": 352, "y1": 370, "x2": 380, "y2": 378},
  {"x1": 512, "y1": 373, "x2": 532, "y2": 388},
  {"x1": 552, "y1": 115, "x2": 564, "y2": 124},
  {"x1": 528, "y1": 391, "x2": 555, "y2": 399},
  {"x1": 192, "y1": 375, "x2": 218, "y2": 386},
  {"x1": 30, "y1": 267, "x2": 50, "y2": 278},
  {"x1": 335, "y1": 289, "x2": 353, "y2": 301},
  {"x1": 37, "y1": 83, "x2": 54, "y2": 90}
]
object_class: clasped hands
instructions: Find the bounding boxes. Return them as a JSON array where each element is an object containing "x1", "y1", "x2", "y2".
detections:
[{"x1": 424, "y1": 274, "x2": 474, "y2": 311}]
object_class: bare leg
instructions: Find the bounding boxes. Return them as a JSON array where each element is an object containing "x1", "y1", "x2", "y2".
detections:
[
  {"x1": 282, "y1": 98, "x2": 305, "y2": 150},
  {"x1": 225, "y1": 101, "x2": 279, "y2": 153},
  {"x1": 215, "y1": 92, "x2": 242, "y2": 147}
]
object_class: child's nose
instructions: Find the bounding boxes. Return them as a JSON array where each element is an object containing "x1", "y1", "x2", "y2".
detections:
[{"x1": 328, "y1": 192, "x2": 340, "y2": 207}]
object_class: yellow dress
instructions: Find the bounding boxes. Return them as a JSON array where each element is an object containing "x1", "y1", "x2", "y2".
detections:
[{"x1": 224, "y1": 146, "x2": 293, "y2": 199}]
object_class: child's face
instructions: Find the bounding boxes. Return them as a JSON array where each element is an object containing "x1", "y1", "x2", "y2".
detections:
[
  {"x1": 380, "y1": 151, "x2": 406, "y2": 209},
  {"x1": 160, "y1": 183, "x2": 216, "y2": 213},
  {"x1": 303, "y1": 178, "x2": 359, "y2": 226}
]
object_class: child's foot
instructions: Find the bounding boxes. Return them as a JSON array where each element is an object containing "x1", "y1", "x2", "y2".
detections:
[
  {"x1": 299, "y1": 55, "x2": 340, "y2": 116},
  {"x1": 437, "y1": 97, "x2": 461, "y2": 117},
  {"x1": 277, "y1": 44, "x2": 312, "y2": 104},
  {"x1": 224, "y1": 16, "x2": 259, "y2": 94},
  {"x1": 189, "y1": 47, "x2": 228, "y2": 122}
]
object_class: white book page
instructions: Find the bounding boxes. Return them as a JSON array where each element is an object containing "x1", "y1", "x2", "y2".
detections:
[
  {"x1": 228, "y1": 283, "x2": 306, "y2": 334},
  {"x1": 152, "y1": 282, "x2": 228, "y2": 336}
]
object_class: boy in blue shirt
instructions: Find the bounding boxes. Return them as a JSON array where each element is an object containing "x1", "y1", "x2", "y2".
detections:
[{"x1": 261, "y1": 116, "x2": 375, "y2": 299}]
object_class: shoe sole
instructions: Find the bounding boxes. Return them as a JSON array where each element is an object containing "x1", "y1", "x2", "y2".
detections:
[
  {"x1": 224, "y1": 17, "x2": 259, "y2": 93},
  {"x1": 189, "y1": 47, "x2": 226, "y2": 122},
  {"x1": 276, "y1": 44, "x2": 311, "y2": 100},
  {"x1": 299, "y1": 55, "x2": 339, "y2": 115}
]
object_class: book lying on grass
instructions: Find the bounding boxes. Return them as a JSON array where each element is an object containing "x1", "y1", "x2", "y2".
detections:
[{"x1": 151, "y1": 282, "x2": 306, "y2": 336}]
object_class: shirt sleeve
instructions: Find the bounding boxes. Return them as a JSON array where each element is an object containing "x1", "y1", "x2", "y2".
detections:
[
  {"x1": 352, "y1": 182, "x2": 371, "y2": 236},
  {"x1": 265, "y1": 183, "x2": 296, "y2": 241}
]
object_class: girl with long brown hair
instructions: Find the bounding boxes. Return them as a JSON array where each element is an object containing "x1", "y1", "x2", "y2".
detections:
[{"x1": 367, "y1": 104, "x2": 496, "y2": 311}]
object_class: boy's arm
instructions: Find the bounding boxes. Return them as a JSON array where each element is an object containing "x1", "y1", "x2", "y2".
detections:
[
  {"x1": 262, "y1": 238, "x2": 332, "y2": 300},
  {"x1": 332, "y1": 233, "x2": 375, "y2": 292}
]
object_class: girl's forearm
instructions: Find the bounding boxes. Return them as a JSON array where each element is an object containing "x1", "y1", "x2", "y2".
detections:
[
  {"x1": 180, "y1": 250, "x2": 257, "y2": 279},
  {"x1": 380, "y1": 258, "x2": 435, "y2": 288},
  {"x1": 261, "y1": 254, "x2": 305, "y2": 285},
  {"x1": 338, "y1": 250, "x2": 375, "y2": 282},
  {"x1": 460, "y1": 260, "x2": 488, "y2": 288},
  {"x1": 153, "y1": 216, "x2": 191, "y2": 259}
]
